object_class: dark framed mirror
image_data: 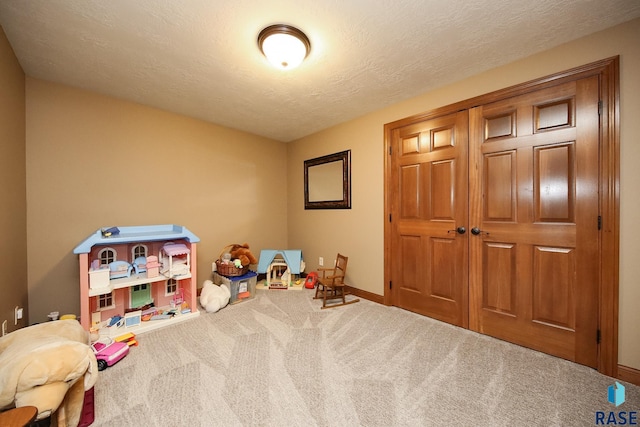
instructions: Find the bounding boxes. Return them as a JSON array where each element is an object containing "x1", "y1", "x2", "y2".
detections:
[{"x1": 304, "y1": 150, "x2": 351, "y2": 209}]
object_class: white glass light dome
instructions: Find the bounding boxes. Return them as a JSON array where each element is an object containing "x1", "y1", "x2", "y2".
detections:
[{"x1": 258, "y1": 25, "x2": 310, "y2": 70}]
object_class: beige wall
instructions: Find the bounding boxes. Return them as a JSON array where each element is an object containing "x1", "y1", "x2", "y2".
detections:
[
  {"x1": 25, "y1": 79, "x2": 288, "y2": 323},
  {"x1": 4, "y1": 18, "x2": 638, "y2": 370},
  {"x1": 0, "y1": 26, "x2": 27, "y2": 334},
  {"x1": 288, "y1": 18, "x2": 640, "y2": 369}
]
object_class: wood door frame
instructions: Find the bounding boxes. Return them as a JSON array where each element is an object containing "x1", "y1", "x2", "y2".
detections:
[{"x1": 384, "y1": 57, "x2": 620, "y2": 377}]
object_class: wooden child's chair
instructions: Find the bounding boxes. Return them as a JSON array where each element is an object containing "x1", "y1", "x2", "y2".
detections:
[{"x1": 313, "y1": 253, "x2": 360, "y2": 309}]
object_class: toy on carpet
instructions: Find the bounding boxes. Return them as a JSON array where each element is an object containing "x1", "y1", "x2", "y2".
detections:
[
  {"x1": 115, "y1": 332, "x2": 138, "y2": 347},
  {"x1": 91, "y1": 338, "x2": 129, "y2": 371},
  {"x1": 304, "y1": 271, "x2": 319, "y2": 289},
  {"x1": 199, "y1": 279, "x2": 231, "y2": 313}
]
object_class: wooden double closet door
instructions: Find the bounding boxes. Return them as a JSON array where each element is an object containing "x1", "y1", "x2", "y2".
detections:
[{"x1": 385, "y1": 59, "x2": 619, "y2": 371}]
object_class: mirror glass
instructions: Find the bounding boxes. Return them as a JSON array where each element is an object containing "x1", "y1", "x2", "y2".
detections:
[{"x1": 304, "y1": 150, "x2": 351, "y2": 209}]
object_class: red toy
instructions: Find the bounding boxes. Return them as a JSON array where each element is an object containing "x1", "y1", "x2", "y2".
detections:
[{"x1": 304, "y1": 272, "x2": 318, "y2": 289}]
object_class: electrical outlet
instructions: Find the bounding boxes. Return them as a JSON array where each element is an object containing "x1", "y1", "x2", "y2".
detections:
[
  {"x1": 2, "y1": 320, "x2": 7, "y2": 336},
  {"x1": 14, "y1": 306, "x2": 23, "y2": 325},
  {"x1": 319, "y1": 257, "x2": 324, "y2": 266}
]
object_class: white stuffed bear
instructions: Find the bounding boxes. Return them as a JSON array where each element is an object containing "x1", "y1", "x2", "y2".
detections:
[{"x1": 199, "y1": 279, "x2": 231, "y2": 313}]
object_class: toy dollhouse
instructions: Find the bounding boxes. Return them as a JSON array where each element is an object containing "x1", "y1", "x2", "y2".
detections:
[
  {"x1": 256, "y1": 249, "x2": 304, "y2": 289},
  {"x1": 74, "y1": 225, "x2": 200, "y2": 337}
]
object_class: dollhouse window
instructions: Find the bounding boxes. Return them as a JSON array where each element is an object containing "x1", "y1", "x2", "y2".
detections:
[
  {"x1": 166, "y1": 279, "x2": 177, "y2": 296},
  {"x1": 132, "y1": 244, "x2": 147, "y2": 260},
  {"x1": 98, "y1": 292, "x2": 115, "y2": 310},
  {"x1": 98, "y1": 248, "x2": 116, "y2": 266}
]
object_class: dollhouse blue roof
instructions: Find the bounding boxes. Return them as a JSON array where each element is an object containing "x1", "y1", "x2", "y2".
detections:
[
  {"x1": 73, "y1": 224, "x2": 200, "y2": 254},
  {"x1": 257, "y1": 250, "x2": 303, "y2": 274}
]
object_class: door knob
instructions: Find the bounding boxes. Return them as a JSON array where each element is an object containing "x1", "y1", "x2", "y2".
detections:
[
  {"x1": 471, "y1": 227, "x2": 489, "y2": 236},
  {"x1": 448, "y1": 226, "x2": 466, "y2": 235}
]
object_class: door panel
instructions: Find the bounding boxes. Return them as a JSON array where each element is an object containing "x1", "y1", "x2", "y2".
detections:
[
  {"x1": 469, "y1": 77, "x2": 600, "y2": 367},
  {"x1": 391, "y1": 111, "x2": 469, "y2": 327},
  {"x1": 482, "y1": 242, "x2": 516, "y2": 315},
  {"x1": 532, "y1": 246, "x2": 575, "y2": 330},
  {"x1": 484, "y1": 151, "x2": 516, "y2": 220}
]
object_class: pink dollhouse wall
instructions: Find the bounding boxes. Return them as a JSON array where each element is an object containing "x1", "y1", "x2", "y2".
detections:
[
  {"x1": 85, "y1": 238, "x2": 193, "y2": 326},
  {"x1": 89, "y1": 288, "x2": 128, "y2": 321}
]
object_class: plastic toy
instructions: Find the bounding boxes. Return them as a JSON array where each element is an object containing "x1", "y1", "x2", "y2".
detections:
[
  {"x1": 304, "y1": 272, "x2": 318, "y2": 289},
  {"x1": 124, "y1": 310, "x2": 142, "y2": 328},
  {"x1": 91, "y1": 339, "x2": 130, "y2": 371},
  {"x1": 160, "y1": 242, "x2": 191, "y2": 278},
  {"x1": 257, "y1": 249, "x2": 304, "y2": 287},
  {"x1": 115, "y1": 332, "x2": 138, "y2": 347},
  {"x1": 74, "y1": 225, "x2": 201, "y2": 336},
  {"x1": 101, "y1": 227, "x2": 120, "y2": 237},
  {"x1": 145, "y1": 255, "x2": 160, "y2": 278},
  {"x1": 172, "y1": 288, "x2": 184, "y2": 307},
  {"x1": 132, "y1": 256, "x2": 147, "y2": 274},
  {"x1": 109, "y1": 260, "x2": 133, "y2": 279},
  {"x1": 108, "y1": 315, "x2": 123, "y2": 327}
]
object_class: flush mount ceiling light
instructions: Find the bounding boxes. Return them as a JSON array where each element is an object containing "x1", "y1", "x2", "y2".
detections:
[{"x1": 258, "y1": 24, "x2": 310, "y2": 70}]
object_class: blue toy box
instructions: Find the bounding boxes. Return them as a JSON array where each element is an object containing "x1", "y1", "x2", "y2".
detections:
[{"x1": 212, "y1": 271, "x2": 257, "y2": 304}]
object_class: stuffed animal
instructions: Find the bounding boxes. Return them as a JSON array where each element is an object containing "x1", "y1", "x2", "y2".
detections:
[
  {"x1": 0, "y1": 320, "x2": 98, "y2": 426},
  {"x1": 229, "y1": 243, "x2": 258, "y2": 267},
  {"x1": 199, "y1": 280, "x2": 231, "y2": 313}
]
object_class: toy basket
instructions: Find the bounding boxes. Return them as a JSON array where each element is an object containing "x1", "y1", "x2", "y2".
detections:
[{"x1": 215, "y1": 244, "x2": 249, "y2": 277}]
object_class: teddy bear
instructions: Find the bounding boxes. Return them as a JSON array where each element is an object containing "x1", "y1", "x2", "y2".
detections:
[
  {"x1": 0, "y1": 319, "x2": 98, "y2": 426},
  {"x1": 199, "y1": 279, "x2": 231, "y2": 313},
  {"x1": 229, "y1": 243, "x2": 258, "y2": 267}
]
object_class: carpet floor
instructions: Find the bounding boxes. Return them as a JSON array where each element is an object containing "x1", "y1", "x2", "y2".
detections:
[{"x1": 92, "y1": 288, "x2": 639, "y2": 426}]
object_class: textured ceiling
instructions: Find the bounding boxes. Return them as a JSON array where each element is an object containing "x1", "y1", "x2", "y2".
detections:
[{"x1": 1, "y1": 1, "x2": 639, "y2": 142}]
